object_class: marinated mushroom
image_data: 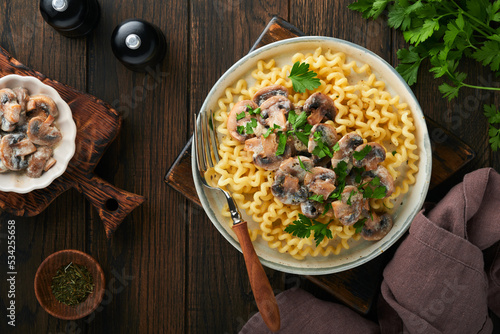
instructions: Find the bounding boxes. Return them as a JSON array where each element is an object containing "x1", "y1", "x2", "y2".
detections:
[
  {"x1": 13, "y1": 87, "x2": 29, "y2": 112},
  {"x1": 300, "y1": 200, "x2": 325, "y2": 219},
  {"x1": 27, "y1": 115, "x2": 62, "y2": 146},
  {"x1": 303, "y1": 92, "x2": 336, "y2": 125},
  {"x1": 27, "y1": 147, "x2": 53, "y2": 178},
  {"x1": 331, "y1": 133, "x2": 364, "y2": 172},
  {"x1": 244, "y1": 133, "x2": 291, "y2": 171},
  {"x1": 331, "y1": 185, "x2": 365, "y2": 225},
  {"x1": 360, "y1": 213, "x2": 393, "y2": 241},
  {"x1": 271, "y1": 170, "x2": 309, "y2": 205},
  {"x1": 304, "y1": 167, "x2": 337, "y2": 198},
  {"x1": 308, "y1": 123, "x2": 338, "y2": 155},
  {"x1": 252, "y1": 84, "x2": 289, "y2": 106},
  {"x1": 362, "y1": 165, "x2": 395, "y2": 197},
  {"x1": 278, "y1": 156, "x2": 314, "y2": 183},
  {"x1": 227, "y1": 100, "x2": 264, "y2": 142},
  {"x1": 1, "y1": 117, "x2": 15, "y2": 132},
  {"x1": 0, "y1": 88, "x2": 22, "y2": 125},
  {"x1": 0, "y1": 134, "x2": 37, "y2": 171},
  {"x1": 257, "y1": 95, "x2": 292, "y2": 129},
  {"x1": 353, "y1": 142, "x2": 386, "y2": 171},
  {"x1": 27, "y1": 94, "x2": 58, "y2": 117}
]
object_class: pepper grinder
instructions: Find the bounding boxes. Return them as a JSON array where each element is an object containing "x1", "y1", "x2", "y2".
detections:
[
  {"x1": 39, "y1": 0, "x2": 100, "y2": 38},
  {"x1": 111, "y1": 19, "x2": 167, "y2": 72}
]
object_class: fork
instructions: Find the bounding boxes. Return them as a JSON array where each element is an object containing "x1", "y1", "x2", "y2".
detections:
[{"x1": 193, "y1": 111, "x2": 281, "y2": 332}]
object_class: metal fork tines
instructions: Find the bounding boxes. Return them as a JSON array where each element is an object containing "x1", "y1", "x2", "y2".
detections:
[{"x1": 193, "y1": 111, "x2": 242, "y2": 225}]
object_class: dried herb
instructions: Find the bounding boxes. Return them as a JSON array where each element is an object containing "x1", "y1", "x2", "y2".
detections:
[{"x1": 51, "y1": 262, "x2": 94, "y2": 306}]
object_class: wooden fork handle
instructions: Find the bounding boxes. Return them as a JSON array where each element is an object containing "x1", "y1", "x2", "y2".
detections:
[{"x1": 232, "y1": 221, "x2": 280, "y2": 332}]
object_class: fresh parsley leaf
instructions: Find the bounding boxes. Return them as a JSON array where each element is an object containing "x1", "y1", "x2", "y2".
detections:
[
  {"x1": 403, "y1": 19, "x2": 440, "y2": 45},
  {"x1": 473, "y1": 40, "x2": 500, "y2": 72},
  {"x1": 284, "y1": 214, "x2": 333, "y2": 246},
  {"x1": 363, "y1": 184, "x2": 387, "y2": 199},
  {"x1": 288, "y1": 61, "x2": 321, "y2": 93},
  {"x1": 330, "y1": 161, "x2": 348, "y2": 201},
  {"x1": 236, "y1": 111, "x2": 246, "y2": 121},
  {"x1": 353, "y1": 145, "x2": 372, "y2": 160},
  {"x1": 298, "y1": 156, "x2": 312, "y2": 173},
  {"x1": 308, "y1": 194, "x2": 324, "y2": 203},
  {"x1": 246, "y1": 105, "x2": 261, "y2": 115},
  {"x1": 332, "y1": 142, "x2": 340, "y2": 152},
  {"x1": 396, "y1": 47, "x2": 424, "y2": 86},
  {"x1": 353, "y1": 218, "x2": 367, "y2": 234},
  {"x1": 347, "y1": 190, "x2": 357, "y2": 206},
  {"x1": 294, "y1": 131, "x2": 310, "y2": 146},
  {"x1": 245, "y1": 118, "x2": 258, "y2": 134},
  {"x1": 322, "y1": 202, "x2": 332, "y2": 216},
  {"x1": 237, "y1": 126, "x2": 245, "y2": 135},
  {"x1": 263, "y1": 124, "x2": 281, "y2": 138},
  {"x1": 391, "y1": 150, "x2": 397, "y2": 156},
  {"x1": 370, "y1": 176, "x2": 381, "y2": 186},
  {"x1": 484, "y1": 104, "x2": 500, "y2": 151},
  {"x1": 276, "y1": 131, "x2": 288, "y2": 156}
]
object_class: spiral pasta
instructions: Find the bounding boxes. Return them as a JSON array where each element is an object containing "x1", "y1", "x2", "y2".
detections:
[{"x1": 207, "y1": 47, "x2": 419, "y2": 260}]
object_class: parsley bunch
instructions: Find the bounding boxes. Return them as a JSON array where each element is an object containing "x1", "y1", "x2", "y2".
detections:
[{"x1": 349, "y1": 0, "x2": 500, "y2": 150}]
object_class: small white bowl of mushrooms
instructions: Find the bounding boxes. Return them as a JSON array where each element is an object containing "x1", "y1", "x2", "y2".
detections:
[{"x1": 0, "y1": 75, "x2": 77, "y2": 193}]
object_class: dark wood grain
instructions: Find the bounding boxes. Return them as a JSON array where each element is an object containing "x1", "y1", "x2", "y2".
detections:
[{"x1": 0, "y1": 47, "x2": 145, "y2": 238}]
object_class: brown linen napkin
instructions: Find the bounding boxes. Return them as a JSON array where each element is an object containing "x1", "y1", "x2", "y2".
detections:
[{"x1": 240, "y1": 168, "x2": 500, "y2": 334}]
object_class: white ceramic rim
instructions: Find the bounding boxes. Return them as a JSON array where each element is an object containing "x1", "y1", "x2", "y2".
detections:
[
  {"x1": 192, "y1": 36, "x2": 432, "y2": 275},
  {"x1": 0, "y1": 74, "x2": 77, "y2": 193}
]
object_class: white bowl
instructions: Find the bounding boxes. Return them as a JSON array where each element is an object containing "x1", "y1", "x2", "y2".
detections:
[
  {"x1": 0, "y1": 75, "x2": 77, "y2": 193},
  {"x1": 192, "y1": 37, "x2": 432, "y2": 275}
]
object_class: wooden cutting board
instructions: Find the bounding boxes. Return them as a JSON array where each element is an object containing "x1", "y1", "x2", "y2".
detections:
[
  {"x1": 0, "y1": 46, "x2": 145, "y2": 238},
  {"x1": 164, "y1": 17, "x2": 475, "y2": 314}
]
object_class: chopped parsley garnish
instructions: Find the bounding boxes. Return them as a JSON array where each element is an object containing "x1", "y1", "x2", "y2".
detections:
[
  {"x1": 284, "y1": 214, "x2": 333, "y2": 246},
  {"x1": 312, "y1": 131, "x2": 333, "y2": 158},
  {"x1": 359, "y1": 177, "x2": 387, "y2": 199},
  {"x1": 276, "y1": 131, "x2": 288, "y2": 156},
  {"x1": 322, "y1": 202, "x2": 332, "y2": 216},
  {"x1": 346, "y1": 190, "x2": 357, "y2": 205},
  {"x1": 237, "y1": 126, "x2": 245, "y2": 134},
  {"x1": 332, "y1": 142, "x2": 340, "y2": 152},
  {"x1": 353, "y1": 145, "x2": 372, "y2": 160},
  {"x1": 391, "y1": 150, "x2": 397, "y2": 156},
  {"x1": 236, "y1": 111, "x2": 246, "y2": 121},
  {"x1": 308, "y1": 194, "x2": 324, "y2": 203},
  {"x1": 287, "y1": 110, "x2": 313, "y2": 146},
  {"x1": 353, "y1": 218, "x2": 367, "y2": 234},
  {"x1": 298, "y1": 156, "x2": 311, "y2": 173},
  {"x1": 329, "y1": 161, "x2": 348, "y2": 201},
  {"x1": 246, "y1": 105, "x2": 261, "y2": 115},
  {"x1": 245, "y1": 118, "x2": 258, "y2": 134},
  {"x1": 288, "y1": 61, "x2": 321, "y2": 93},
  {"x1": 263, "y1": 124, "x2": 281, "y2": 138}
]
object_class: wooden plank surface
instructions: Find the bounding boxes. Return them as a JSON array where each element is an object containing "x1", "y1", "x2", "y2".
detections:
[{"x1": 0, "y1": 1, "x2": 498, "y2": 334}]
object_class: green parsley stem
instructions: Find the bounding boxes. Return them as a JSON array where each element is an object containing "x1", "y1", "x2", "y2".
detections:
[
  {"x1": 461, "y1": 83, "x2": 500, "y2": 91},
  {"x1": 447, "y1": 0, "x2": 496, "y2": 37}
]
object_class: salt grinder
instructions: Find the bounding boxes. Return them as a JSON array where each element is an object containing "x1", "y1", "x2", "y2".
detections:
[
  {"x1": 39, "y1": 0, "x2": 100, "y2": 38},
  {"x1": 111, "y1": 19, "x2": 167, "y2": 72}
]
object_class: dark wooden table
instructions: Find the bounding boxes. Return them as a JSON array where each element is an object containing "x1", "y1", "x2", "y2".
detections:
[{"x1": 0, "y1": 1, "x2": 498, "y2": 333}]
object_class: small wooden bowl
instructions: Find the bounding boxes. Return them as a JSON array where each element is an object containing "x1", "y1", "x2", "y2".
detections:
[{"x1": 34, "y1": 249, "x2": 105, "y2": 320}]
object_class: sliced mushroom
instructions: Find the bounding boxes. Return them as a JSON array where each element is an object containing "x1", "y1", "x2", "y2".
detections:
[
  {"x1": 257, "y1": 95, "x2": 292, "y2": 130},
  {"x1": 278, "y1": 156, "x2": 314, "y2": 183},
  {"x1": 353, "y1": 142, "x2": 386, "y2": 171},
  {"x1": 244, "y1": 133, "x2": 291, "y2": 171},
  {"x1": 301, "y1": 200, "x2": 325, "y2": 219},
  {"x1": 26, "y1": 94, "x2": 58, "y2": 117},
  {"x1": 1, "y1": 117, "x2": 15, "y2": 132},
  {"x1": 308, "y1": 123, "x2": 338, "y2": 155},
  {"x1": 0, "y1": 134, "x2": 36, "y2": 171},
  {"x1": 271, "y1": 170, "x2": 309, "y2": 205},
  {"x1": 0, "y1": 88, "x2": 22, "y2": 125},
  {"x1": 44, "y1": 157, "x2": 57, "y2": 172},
  {"x1": 362, "y1": 165, "x2": 395, "y2": 197},
  {"x1": 13, "y1": 87, "x2": 29, "y2": 112},
  {"x1": 360, "y1": 213, "x2": 393, "y2": 241},
  {"x1": 27, "y1": 115, "x2": 62, "y2": 146},
  {"x1": 252, "y1": 85, "x2": 289, "y2": 106},
  {"x1": 331, "y1": 133, "x2": 364, "y2": 172},
  {"x1": 303, "y1": 93, "x2": 336, "y2": 125},
  {"x1": 331, "y1": 185, "x2": 365, "y2": 226},
  {"x1": 304, "y1": 167, "x2": 337, "y2": 198},
  {"x1": 27, "y1": 147, "x2": 53, "y2": 178},
  {"x1": 227, "y1": 100, "x2": 264, "y2": 142}
]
